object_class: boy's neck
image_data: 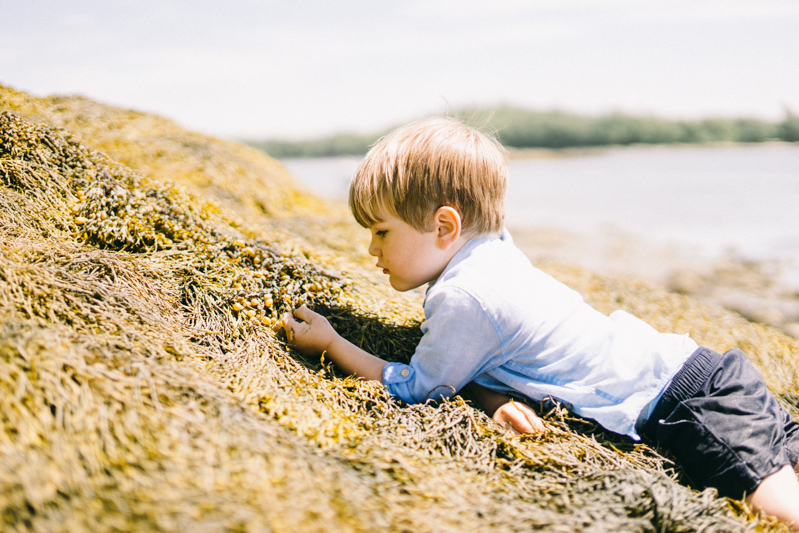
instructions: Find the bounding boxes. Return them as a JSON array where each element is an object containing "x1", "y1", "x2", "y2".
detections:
[{"x1": 433, "y1": 233, "x2": 475, "y2": 279}]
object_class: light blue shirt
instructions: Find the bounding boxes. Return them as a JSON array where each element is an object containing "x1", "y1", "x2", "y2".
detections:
[{"x1": 382, "y1": 230, "x2": 697, "y2": 439}]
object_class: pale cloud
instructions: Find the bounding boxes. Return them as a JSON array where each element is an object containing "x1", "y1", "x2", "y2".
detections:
[{"x1": 1, "y1": 0, "x2": 798, "y2": 138}]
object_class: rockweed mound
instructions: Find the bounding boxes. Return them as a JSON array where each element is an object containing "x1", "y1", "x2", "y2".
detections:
[{"x1": 2, "y1": 85, "x2": 798, "y2": 531}]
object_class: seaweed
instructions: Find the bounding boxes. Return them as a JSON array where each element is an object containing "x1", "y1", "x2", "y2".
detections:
[{"x1": 1, "y1": 87, "x2": 796, "y2": 531}]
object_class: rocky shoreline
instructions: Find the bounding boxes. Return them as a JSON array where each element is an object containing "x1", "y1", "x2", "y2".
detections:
[{"x1": 510, "y1": 224, "x2": 799, "y2": 339}]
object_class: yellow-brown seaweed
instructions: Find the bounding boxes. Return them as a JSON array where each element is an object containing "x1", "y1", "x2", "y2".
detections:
[{"x1": 2, "y1": 84, "x2": 798, "y2": 532}]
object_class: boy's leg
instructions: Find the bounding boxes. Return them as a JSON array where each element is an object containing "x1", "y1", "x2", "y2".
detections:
[
  {"x1": 642, "y1": 347, "x2": 799, "y2": 526},
  {"x1": 746, "y1": 465, "x2": 799, "y2": 528}
]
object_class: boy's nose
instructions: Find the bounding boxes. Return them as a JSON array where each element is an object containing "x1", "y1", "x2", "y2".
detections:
[{"x1": 368, "y1": 237, "x2": 380, "y2": 257}]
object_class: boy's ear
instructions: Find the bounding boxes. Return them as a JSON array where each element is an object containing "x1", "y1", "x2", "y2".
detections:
[{"x1": 433, "y1": 206, "x2": 462, "y2": 249}]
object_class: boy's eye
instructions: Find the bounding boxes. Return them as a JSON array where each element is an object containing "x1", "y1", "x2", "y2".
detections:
[{"x1": 376, "y1": 230, "x2": 387, "y2": 237}]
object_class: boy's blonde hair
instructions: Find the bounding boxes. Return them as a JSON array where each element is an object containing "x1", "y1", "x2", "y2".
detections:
[{"x1": 349, "y1": 117, "x2": 508, "y2": 237}]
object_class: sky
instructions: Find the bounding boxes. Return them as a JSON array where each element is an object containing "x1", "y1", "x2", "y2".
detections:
[{"x1": 2, "y1": 0, "x2": 799, "y2": 140}]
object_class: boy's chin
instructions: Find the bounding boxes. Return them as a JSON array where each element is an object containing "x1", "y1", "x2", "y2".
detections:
[
  {"x1": 389, "y1": 277, "x2": 424, "y2": 292},
  {"x1": 389, "y1": 281, "x2": 413, "y2": 292}
]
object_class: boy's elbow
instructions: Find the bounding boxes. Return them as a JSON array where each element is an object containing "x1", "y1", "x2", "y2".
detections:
[{"x1": 425, "y1": 385, "x2": 457, "y2": 402}]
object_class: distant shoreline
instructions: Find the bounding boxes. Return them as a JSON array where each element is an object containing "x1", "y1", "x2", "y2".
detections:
[
  {"x1": 248, "y1": 106, "x2": 799, "y2": 159},
  {"x1": 274, "y1": 140, "x2": 798, "y2": 162},
  {"x1": 505, "y1": 140, "x2": 797, "y2": 160}
]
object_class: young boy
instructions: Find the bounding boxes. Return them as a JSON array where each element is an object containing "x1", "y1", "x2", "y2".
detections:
[{"x1": 280, "y1": 117, "x2": 799, "y2": 526}]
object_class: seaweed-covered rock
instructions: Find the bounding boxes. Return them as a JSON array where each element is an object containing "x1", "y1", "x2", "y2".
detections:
[{"x1": 1, "y1": 87, "x2": 795, "y2": 531}]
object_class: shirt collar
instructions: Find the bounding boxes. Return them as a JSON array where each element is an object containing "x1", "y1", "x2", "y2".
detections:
[{"x1": 425, "y1": 228, "x2": 510, "y2": 294}]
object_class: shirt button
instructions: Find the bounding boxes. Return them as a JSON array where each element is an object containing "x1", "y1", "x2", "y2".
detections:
[{"x1": 400, "y1": 368, "x2": 410, "y2": 377}]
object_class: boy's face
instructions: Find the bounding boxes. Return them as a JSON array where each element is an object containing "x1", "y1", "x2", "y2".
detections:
[{"x1": 367, "y1": 211, "x2": 453, "y2": 292}]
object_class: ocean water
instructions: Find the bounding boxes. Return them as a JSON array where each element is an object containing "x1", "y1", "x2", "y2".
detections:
[{"x1": 280, "y1": 144, "x2": 799, "y2": 286}]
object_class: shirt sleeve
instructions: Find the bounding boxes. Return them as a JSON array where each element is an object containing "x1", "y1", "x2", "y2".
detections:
[{"x1": 382, "y1": 286, "x2": 504, "y2": 404}]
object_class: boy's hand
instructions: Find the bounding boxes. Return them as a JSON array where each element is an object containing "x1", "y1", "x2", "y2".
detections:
[
  {"x1": 493, "y1": 400, "x2": 547, "y2": 435},
  {"x1": 278, "y1": 305, "x2": 339, "y2": 356}
]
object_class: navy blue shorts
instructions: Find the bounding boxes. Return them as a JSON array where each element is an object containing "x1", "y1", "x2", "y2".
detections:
[{"x1": 637, "y1": 347, "x2": 799, "y2": 499}]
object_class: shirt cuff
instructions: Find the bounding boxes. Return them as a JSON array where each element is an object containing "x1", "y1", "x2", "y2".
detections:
[
  {"x1": 382, "y1": 362, "x2": 416, "y2": 403},
  {"x1": 382, "y1": 363, "x2": 456, "y2": 404}
]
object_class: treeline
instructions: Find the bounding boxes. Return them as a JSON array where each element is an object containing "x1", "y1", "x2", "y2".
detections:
[
  {"x1": 478, "y1": 106, "x2": 799, "y2": 148},
  {"x1": 245, "y1": 106, "x2": 799, "y2": 158},
  {"x1": 245, "y1": 132, "x2": 379, "y2": 159}
]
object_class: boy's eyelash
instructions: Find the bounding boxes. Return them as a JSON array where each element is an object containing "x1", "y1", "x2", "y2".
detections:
[{"x1": 376, "y1": 230, "x2": 387, "y2": 236}]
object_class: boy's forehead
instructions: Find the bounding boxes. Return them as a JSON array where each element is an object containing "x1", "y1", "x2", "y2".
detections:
[
  {"x1": 366, "y1": 206, "x2": 390, "y2": 226},
  {"x1": 368, "y1": 215, "x2": 388, "y2": 228},
  {"x1": 369, "y1": 209, "x2": 407, "y2": 229}
]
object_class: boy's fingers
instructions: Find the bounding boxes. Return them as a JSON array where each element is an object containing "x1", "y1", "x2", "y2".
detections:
[
  {"x1": 523, "y1": 411, "x2": 547, "y2": 434},
  {"x1": 515, "y1": 405, "x2": 547, "y2": 434},
  {"x1": 277, "y1": 312, "x2": 296, "y2": 342},
  {"x1": 513, "y1": 411, "x2": 535, "y2": 433},
  {"x1": 292, "y1": 305, "x2": 314, "y2": 322},
  {"x1": 279, "y1": 311, "x2": 294, "y2": 328},
  {"x1": 527, "y1": 415, "x2": 547, "y2": 433},
  {"x1": 496, "y1": 405, "x2": 531, "y2": 434},
  {"x1": 509, "y1": 403, "x2": 547, "y2": 434}
]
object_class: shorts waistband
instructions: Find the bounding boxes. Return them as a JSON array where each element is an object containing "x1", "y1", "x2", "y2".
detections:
[{"x1": 641, "y1": 347, "x2": 723, "y2": 438}]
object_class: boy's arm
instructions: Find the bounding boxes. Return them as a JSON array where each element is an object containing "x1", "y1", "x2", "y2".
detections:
[
  {"x1": 280, "y1": 305, "x2": 386, "y2": 381},
  {"x1": 282, "y1": 307, "x2": 543, "y2": 434},
  {"x1": 463, "y1": 382, "x2": 547, "y2": 434}
]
